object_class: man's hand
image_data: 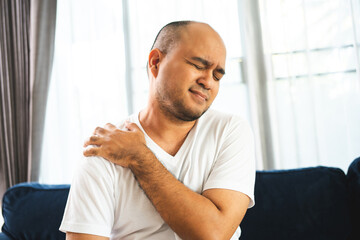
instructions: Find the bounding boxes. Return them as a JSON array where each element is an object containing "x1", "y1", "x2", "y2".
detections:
[{"x1": 83, "y1": 122, "x2": 148, "y2": 168}]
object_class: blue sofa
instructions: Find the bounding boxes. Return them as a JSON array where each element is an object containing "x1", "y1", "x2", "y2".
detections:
[{"x1": 1, "y1": 157, "x2": 360, "y2": 240}]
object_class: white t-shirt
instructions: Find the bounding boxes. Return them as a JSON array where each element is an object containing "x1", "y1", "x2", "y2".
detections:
[{"x1": 60, "y1": 109, "x2": 255, "y2": 239}]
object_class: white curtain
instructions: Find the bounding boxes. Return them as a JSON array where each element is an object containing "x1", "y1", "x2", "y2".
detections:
[
  {"x1": 40, "y1": 0, "x2": 128, "y2": 183},
  {"x1": 259, "y1": 0, "x2": 360, "y2": 171},
  {"x1": 29, "y1": 0, "x2": 57, "y2": 181}
]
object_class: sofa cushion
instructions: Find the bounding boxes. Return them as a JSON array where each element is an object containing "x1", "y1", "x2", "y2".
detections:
[
  {"x1": 1, "y1": 183, "x2": 70, "y2": 240},
  {"x1": 347, "y1": 157, "x2": 360, "y2": 240},
  {"x1": 240, "y1": 166, "x2": 352, "y2": 240}
]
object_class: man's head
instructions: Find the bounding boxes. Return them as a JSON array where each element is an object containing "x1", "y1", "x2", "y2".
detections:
[
  {"x1": 147, "y1": 21, "x2": 226, "y2": 122},
  {"x1": 150, "y1": 21, "x2": 192, "y2": 55}
]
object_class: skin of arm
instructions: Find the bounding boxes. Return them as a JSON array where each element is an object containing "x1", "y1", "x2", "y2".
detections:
[{"x1": 81, "y1": 122, "x2": 250, "y2": 240}]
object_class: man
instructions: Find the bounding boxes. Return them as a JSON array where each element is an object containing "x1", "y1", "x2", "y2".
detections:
[{"x1": 60, "y1": 21, "x2": 255, "y2": 240}]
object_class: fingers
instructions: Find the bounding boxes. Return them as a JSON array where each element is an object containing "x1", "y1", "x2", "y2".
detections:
[
  {"x1": 93, "y1": 123, "x2": 117, "y2": 135},
  {"x1": 125, "y1": 121, "x2": 141, "y2": 132},
  {"x1": 105, "y1": 123, "x2": 117, "y2": 130},
  {"x1": 84, "y1": 135, "x2": 102, "y2": 147},
  {"x1": 83, "y1": 146, "x2": 100, "y2": 157},
  {"x1": 93, "y1": 126, "x2": 107, "y2": 135}
]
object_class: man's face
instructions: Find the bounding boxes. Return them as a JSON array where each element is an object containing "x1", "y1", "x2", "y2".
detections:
[{"x1": 153, "y1": 23, "x2": 226, "y2": 122}]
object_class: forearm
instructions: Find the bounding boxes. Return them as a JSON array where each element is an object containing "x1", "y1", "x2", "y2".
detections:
[{"x1": 130, "y1": 148, "x2": 231, "y2": 240}]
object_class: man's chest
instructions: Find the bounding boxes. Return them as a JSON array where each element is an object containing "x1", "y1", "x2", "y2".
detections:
[{"x1": 111, "y1": 168, "x2": 178, "y2": 239}]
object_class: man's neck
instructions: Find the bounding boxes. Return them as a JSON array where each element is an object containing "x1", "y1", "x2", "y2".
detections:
[{"x1": 138, "y1": 107, "x2": 196, "y2": 156}]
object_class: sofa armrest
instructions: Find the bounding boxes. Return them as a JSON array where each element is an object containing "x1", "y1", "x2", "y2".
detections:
[
  {"x1": 240, "y1": 166, "x2": 351, "y2": 240},
  {"x1": 347, "y1": 157, "x2": 360, "y2": 240},
  {"x1": 2, "y1": 182, "x2": 70, "y2": 240},
  {"x1": 0, "y1": 233, "x2": 12, "y2": 240}
]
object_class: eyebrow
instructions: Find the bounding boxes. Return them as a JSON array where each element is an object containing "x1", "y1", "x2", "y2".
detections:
[{"x1": 191, "y1": 57, "x2": 226, "y2": 75}]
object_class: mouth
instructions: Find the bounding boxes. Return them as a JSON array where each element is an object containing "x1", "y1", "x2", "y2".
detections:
[{"x1": 189, "y1": 89, "x2": 208, "y2": 102}]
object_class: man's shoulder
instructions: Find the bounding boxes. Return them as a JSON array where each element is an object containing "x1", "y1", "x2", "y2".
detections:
[
  {"x1": 77, "y1": 155, "x2": 117, "y2": 178},
  {"x1": 199, "y1": 109, "x2": 253, "y2": 141},
  {"x1": 201, "y1": 109, "x2": 248, "y2": 127},
  {"x1": 115, "y1": 113, "x2": 138, "y2": 128}
]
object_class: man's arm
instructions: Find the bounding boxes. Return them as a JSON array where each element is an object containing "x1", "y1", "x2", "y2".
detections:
[
  {"x1": 66, "y1": 232, "x2": 109, "y2": 240},
  {"x1": 60, "y1": 156, "x2": 116, "y2": 238},
  {"x1": 129, "y1": 147, "x2": 250, "y2": 240},
  {"x1": 84, "y1": 122, "x2": 251, "y2": 240}
]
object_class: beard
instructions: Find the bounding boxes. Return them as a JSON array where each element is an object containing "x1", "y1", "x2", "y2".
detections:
[{"x1": 155, "y1": 86, "x2": 210, "y2": 122}]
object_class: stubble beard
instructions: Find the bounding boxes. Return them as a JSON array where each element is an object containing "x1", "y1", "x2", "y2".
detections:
[{"x1": 156, "y1": 88, "x2": 210, "y2": 122}]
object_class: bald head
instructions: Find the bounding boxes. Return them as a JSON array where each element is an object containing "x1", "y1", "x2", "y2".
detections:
[
  {"x1": 150, "y1": 21, "x2": 193, "y2": 55},
  {"x1": 148, "y1": 21, "x2": 225, "y2": 74}
]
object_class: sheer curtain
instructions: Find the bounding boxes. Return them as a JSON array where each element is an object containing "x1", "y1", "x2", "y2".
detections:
[
  {"x1": 29, "y1": 0, "x2": 57, "y2": 181},
  {"x1": 40, "y1": 0, "x2": 128, "y2": 183},
  {"x1": 40, "y1": 0, "x2": 255, "y2": 183},
  {"x1": 259, "y1": 0, "x2": 360, "y2": 171}
]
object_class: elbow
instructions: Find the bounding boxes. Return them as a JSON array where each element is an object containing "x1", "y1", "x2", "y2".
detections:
[
  {"x1": 207, "y1": 230, "x2": 232, "y2": 240},
  {"x1": 192, "y1": 225, "x2": 235, "y2": 240},
  {"x1": 198, "y1": 233, "x2": 230, "y2": 240}
]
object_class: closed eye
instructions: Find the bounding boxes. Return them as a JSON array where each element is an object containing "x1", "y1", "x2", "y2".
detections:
[
  {"x1": 191, "y1": 62, "x2": 205, "y2": 70},
  {"x1": 185, "y1": 58, "x2": 223, "y2": 81},
  {"x1": 185, "y1": 59, "x2": 205, "y2": 70},
  {"x1": 214, "y1": 71, "x2": 225, "y2": 81}
]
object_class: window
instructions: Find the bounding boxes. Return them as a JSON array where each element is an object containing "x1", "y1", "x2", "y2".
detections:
[{"x1": 260, "y1": 0, "x2": 360, "y2": 170}]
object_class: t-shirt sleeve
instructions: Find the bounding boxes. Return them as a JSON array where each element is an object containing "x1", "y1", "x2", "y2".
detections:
[
  {"x1": 59, "y1": 156, "x2": 115, "y2": 237},
  {"x1": 203, "y1": 116, "x2": 256, "y2": 208}
]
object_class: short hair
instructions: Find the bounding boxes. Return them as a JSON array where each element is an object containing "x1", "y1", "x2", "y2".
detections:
[
  {"x1": 146, "y1": 21, "x2": 195, "y2": 75},
  {"x1": 150, "y1": 20, "x2": 194, "y2": 54}
]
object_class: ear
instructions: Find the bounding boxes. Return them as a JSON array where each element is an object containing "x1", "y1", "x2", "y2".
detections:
[{"x1": 148, "y1": 48, "x2": 162, "y2": 78}]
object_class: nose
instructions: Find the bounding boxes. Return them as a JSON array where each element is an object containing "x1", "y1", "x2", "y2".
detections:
[{"x1": 196, "y1": 71, "x2": 215, "y2": 90}]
